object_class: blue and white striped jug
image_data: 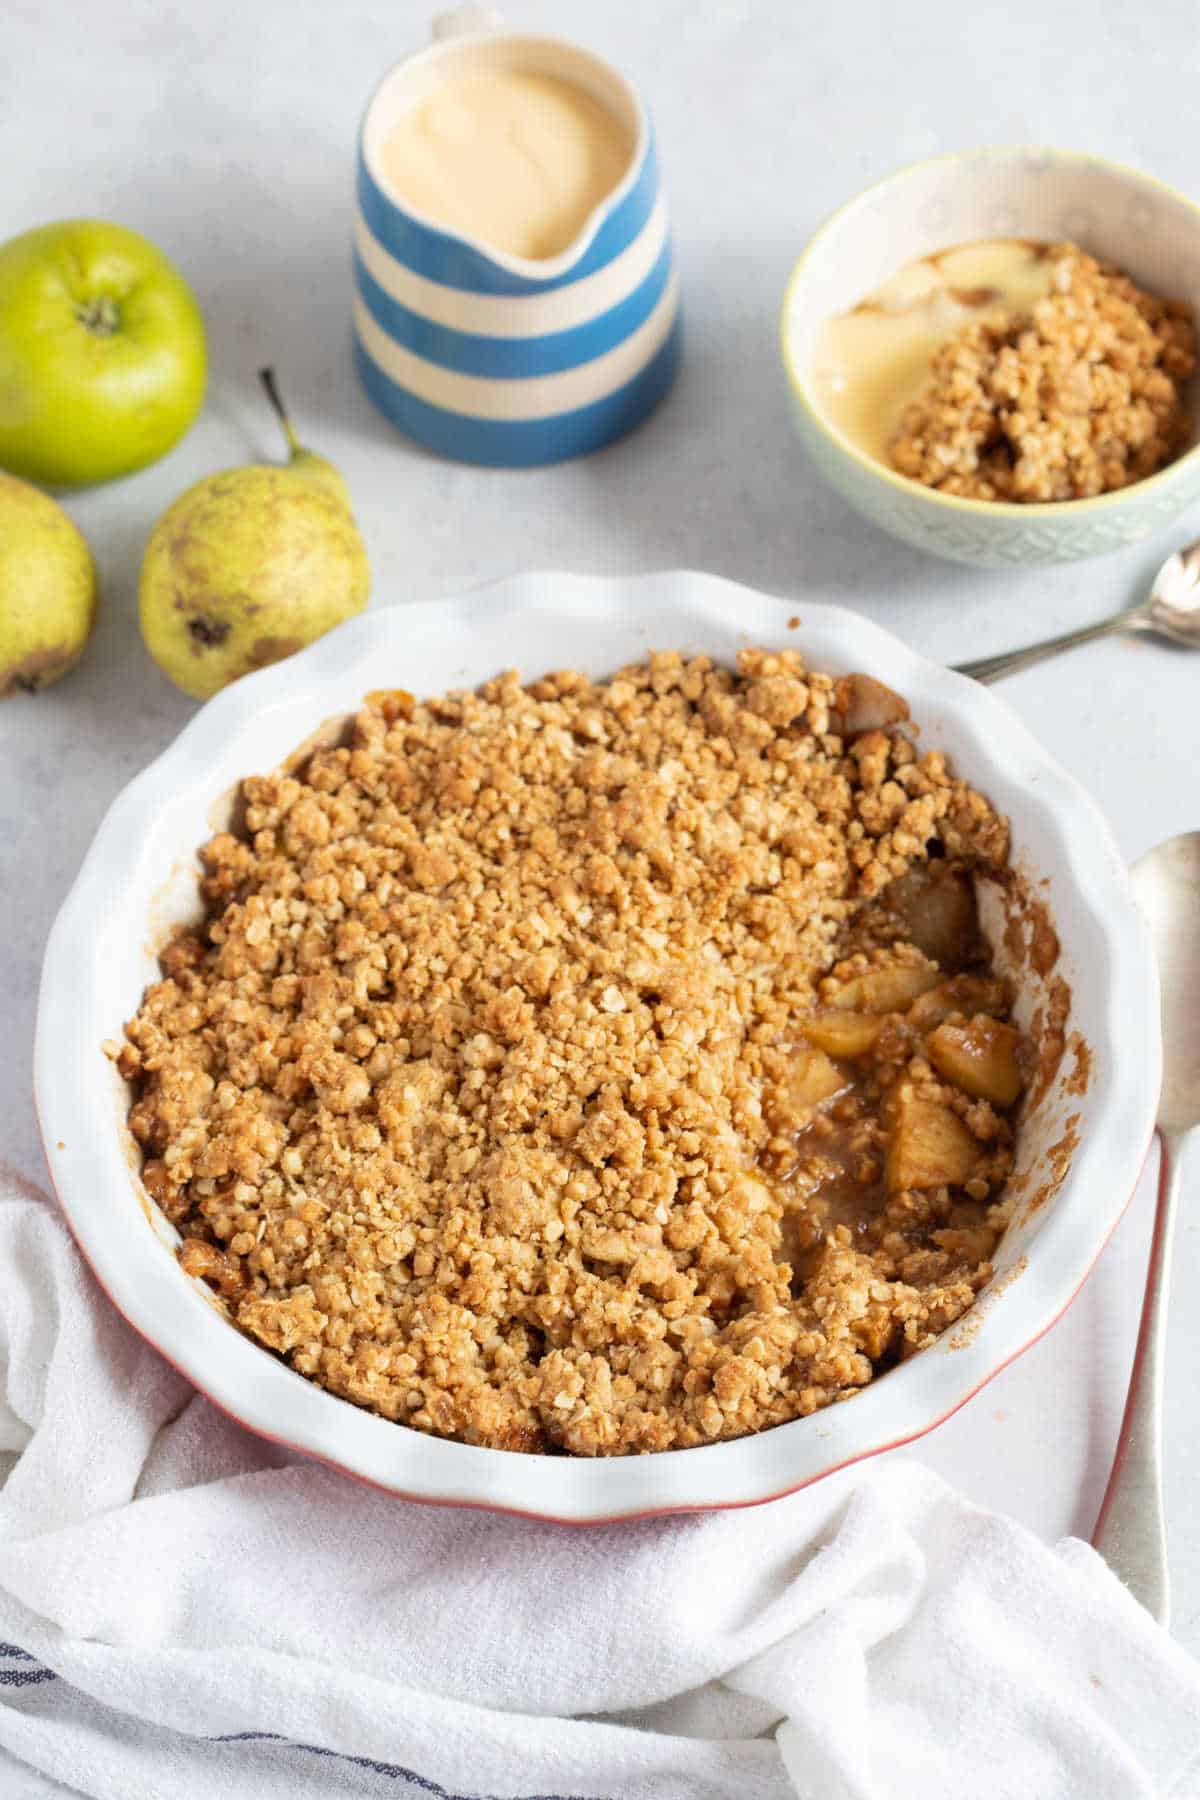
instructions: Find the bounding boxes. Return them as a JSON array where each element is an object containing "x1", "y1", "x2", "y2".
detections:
[{"x1": 353, "y1": 11, "x2": 680, "y2": 466}]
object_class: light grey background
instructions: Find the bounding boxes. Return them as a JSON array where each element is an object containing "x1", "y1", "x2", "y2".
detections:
[{"x1": 2, "y1": 0, "x2": 1198, "y2": 1791}]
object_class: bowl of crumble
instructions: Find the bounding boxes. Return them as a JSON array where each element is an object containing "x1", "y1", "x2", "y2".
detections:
[
  {"x1": 35, "y1": 571, "x2": 1160, "y2": 1520},
  {"x1": 781, "y1": 146, "x2": 1200, "y2": 566}
]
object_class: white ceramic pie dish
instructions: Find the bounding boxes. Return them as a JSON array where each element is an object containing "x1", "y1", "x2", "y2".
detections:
[{"x1": 34, "y1": 570, "x2": 1160, "y2": 1521}]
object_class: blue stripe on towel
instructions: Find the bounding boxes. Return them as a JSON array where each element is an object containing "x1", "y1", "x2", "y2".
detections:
[
  {"x1": 352, "y1": 234, "x2": 673, "y2": 379},
  {"x1": 0, "y1": 1663, "x2": 597, "y2": 1796},
  {"x1": 0, "y1": 1644, "x2": 57, "y2": 1688},
  {"x1": 210, "y1": 1731, "x2": 598, "y2": 1799},
  {"x1": 0, "y1": 1650, "x2": 601, "y2": 1795},
  {"x1": 356, "y1": 140, "x2": 658, "y2": 296},
  {"x1": 352, "y1": 308, "x2": 681, "y2": 466}
]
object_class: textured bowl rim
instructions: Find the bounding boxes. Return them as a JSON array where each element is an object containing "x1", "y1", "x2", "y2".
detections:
[
  {"x1": 779, "y1": 143, "x2": 1200, "y2": 519},
  {"x1": 34, "y1": 571, "x2": 1161, "y2": 1521}
]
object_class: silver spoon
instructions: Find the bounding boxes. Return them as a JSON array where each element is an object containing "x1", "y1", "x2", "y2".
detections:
[
  {"x1": 953, "y1": 542, "x2": 1200, "y2": 683},
  {"x1": 1092, "y1": 832, "x2": 1200, "y2": 1625}
]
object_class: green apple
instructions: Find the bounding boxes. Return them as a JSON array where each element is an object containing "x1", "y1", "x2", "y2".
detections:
[
  {"x1": 0, "y1": 473, "x2": 97, "y2": 696},
  {"x1": 0, "y1": 219, "x2": 206, "y2": 488}
]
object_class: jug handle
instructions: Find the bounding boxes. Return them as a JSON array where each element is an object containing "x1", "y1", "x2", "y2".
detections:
[{"x1": 432, "y1": 4, "x2": 505, "y2": 39}]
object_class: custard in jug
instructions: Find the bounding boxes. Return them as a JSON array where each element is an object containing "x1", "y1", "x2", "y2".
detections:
[{"x1": 379, "y1": 69, "x2": 635, "y2": 261}]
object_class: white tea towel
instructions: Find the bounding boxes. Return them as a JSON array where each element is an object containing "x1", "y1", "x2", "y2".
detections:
[{"x1": 1, "y1": 1164, "x2": 1198, "y2": 1800}]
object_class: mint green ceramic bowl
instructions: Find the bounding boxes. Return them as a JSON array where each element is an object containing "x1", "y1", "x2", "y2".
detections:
[{"x1": 781, "y1": 147, "x2": 1200, "y2": 568}]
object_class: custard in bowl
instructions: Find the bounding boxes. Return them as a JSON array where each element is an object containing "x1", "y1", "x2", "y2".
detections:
[
  {"x1": 35, "y1": 573, "x2": 1160, "y2": 1518},
  {"x1": 813, "y1": 238, "x2": 1195, "y2": 503},
  {"x1": 782, "y1": 148, "x2": 1200, "y2": 566}
]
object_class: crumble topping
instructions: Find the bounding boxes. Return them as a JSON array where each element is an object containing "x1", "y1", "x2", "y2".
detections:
[
  {"x1": 890, "y1": 242, "x2": 1196, "y2": 501},
  {"x1": 120, "y1": 649, "x2": 1022, "y2": 1455}
]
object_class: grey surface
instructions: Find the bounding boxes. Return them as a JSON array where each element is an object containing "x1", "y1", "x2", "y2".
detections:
[{"x1": 2, "y1": 0, "x2": 1199, "y2": 1789}]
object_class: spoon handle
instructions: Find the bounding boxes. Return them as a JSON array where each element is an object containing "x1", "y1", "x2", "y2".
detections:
[
  {"x1": 1092, "y1": 1131, "x2": 1187, "y2": 1625},
  {"x1": 951, "y1": 606, "x2": 1149, "y2": 683}
]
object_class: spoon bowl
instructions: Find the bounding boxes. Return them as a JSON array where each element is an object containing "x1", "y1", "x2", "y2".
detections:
[
  {"x1": 1093, "y1": 831, "x2": 1200, "y2": 1622},
  {"x1": 1147, "y1": 545, "x2": 1200, "y2": 650},
  {"x1": 1133, "y1": 834, "x2": 1200, "y2": 1134}
]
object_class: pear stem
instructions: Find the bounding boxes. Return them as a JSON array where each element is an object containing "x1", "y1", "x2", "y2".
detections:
[{"x1": 259, "y1": 367, "x2": 302, "y2": 460}]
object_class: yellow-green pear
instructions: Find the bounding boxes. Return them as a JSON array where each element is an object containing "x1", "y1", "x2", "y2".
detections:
[
  {"x1": 0, "y1": 473, "x2": 97, "y2": 697},
  {"x1": 139, "y1": 370, "x2": 369, "y2": 700}
]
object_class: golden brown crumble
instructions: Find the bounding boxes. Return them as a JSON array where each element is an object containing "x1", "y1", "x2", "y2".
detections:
[
  {"x1": 890, "y1": 242, "x2": 1196, "y2": 501},
  {"x1": 120, "y1": 650, "x2": 1024, "y2": 1455}
]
